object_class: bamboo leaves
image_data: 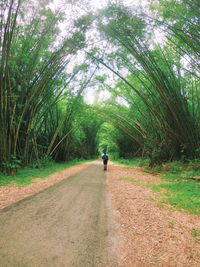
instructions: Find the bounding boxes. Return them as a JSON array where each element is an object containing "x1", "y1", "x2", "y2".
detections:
[
  {"x1": 0, "y1": 0, "x2": 91, "y2": 174},
  {"x1": 95, "y1": 3, "x2": 200, "y2": 164}
]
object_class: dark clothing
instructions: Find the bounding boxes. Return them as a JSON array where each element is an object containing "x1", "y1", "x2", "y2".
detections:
[
  {"x1": 102, "y1": 154, "x2": 108, "y2": 161},
  {"x1": 102, "y1": 154, "x2": 109, "y2": 166},
  {"x1": 103, "y1": 159, "x2": 108, "y2": 165}
]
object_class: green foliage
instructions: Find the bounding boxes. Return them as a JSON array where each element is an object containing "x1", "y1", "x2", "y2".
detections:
[
  {"x1": 1, "y1": 155, "x2": 22, "y2": 176},
  {"x1": 151, "y1": 0, "x2": 200, "y2": 62},
  {"x1": 158, "y1": 182, "x2": 200, "y2": 214},
  {"x1": 115, "y1": 157, "x2": 200, "y2": 214},
  {"x1": 113, "y1": 157, "x2": 149, "y2": 167},
  {"x1": 97, "y1": 123, "x2": 119, "y2": 156},
  {"x1": 146, "y1": 184, "x2": 163, "y2": 192},
  {"x1": 0, "y1": 0, "x2": 199, "y2": 175},
  {"x1": 147, "y1": 160, "x2": 200, "y2": 182},
  {"x1": 0, "y1": 0, "x2": 96, "y2": 174},
  {"x1": 28, "y1": 156, "x2": 53, "y2": 169},
  {"x1": 95, "y1": 2, "x2": 200, "y2": 164},
  {"x1": 145, "y1": 159, "x2": 200, "y2": 214},
  {"x1": 0, "y1": 160, "x2": 93, "y2": 187}
]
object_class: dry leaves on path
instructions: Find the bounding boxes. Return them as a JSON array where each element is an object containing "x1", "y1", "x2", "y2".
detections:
[{"x1": 107, "y1": 163, "x2": 200, "y2": 267}]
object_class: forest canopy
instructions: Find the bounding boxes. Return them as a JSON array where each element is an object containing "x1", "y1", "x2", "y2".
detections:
[{"x1": 0, "y1": 0, "x2": 199, "y2": 174}]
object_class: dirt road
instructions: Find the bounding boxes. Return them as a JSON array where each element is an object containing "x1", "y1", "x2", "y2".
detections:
[{"x1": 0, "y1": 161, "x2": 118, "y2": 267}]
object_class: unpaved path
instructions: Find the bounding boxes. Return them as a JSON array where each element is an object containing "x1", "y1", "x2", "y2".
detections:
[
  {"x1": 0, "y1": 161, "x2": 93, "y2": 210},
  {"x1": 108, "y1": 163, "x2": 200, "y2": 267},
  {"x1": 1, "y1": 161, "x2": 199, "y2": 267},
  {"x1": 0, "y1": 161, "x2": 118, "y2": 267}
]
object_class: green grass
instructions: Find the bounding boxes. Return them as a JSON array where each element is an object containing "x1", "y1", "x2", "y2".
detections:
[
  {"x1": 146, "y1": 180, "x2": 200, "y2": 215},
  {"x1": 146, "y1": 184, "x2": 163, "y2": 192},
  {"x1": 114, "y1": 157, "x2": 200, "y2": 215},
  {"x1": 0, "y1": 159, "x2": 93, "y2": 187},
  {"x1": 113, "y1": 157, "x2": 149, "y2": 167},
  {"x1": 145, "y1": 160, "x2": 200, "y2": 215},
  {"x1": 148, "y1": 160, "x2": 200, "y2": 182},
  {"x1": 145, "y1": 182, "x2": 200, "y2": 214},
  {"x1": 160, "y1": 182, "x2": 200, "y2": 214}
]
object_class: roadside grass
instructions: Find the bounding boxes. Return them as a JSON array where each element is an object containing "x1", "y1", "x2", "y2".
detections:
[
  {"x1": 113, "y1": 157, "x2": 149, "y2": 167},
  {"x1": 147, "y1": 182, "x2": 200, "y2": 214},
  {"x1": 114, "y1": 158, "x2": 200, "y2": 215},
  {"x1": 147, "y1": 160, "x2": 200, "y2": 214},
  {"x1": 0, "y1": 159, "x2": 93, "y2": 187},
  {"x1": 148, "y1": 160, "x2": 200, "y2": 182}
]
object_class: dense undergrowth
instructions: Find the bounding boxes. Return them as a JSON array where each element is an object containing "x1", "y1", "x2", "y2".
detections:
[{"x1": 114, "y1": 158, "x2": 200, "y2": 215}]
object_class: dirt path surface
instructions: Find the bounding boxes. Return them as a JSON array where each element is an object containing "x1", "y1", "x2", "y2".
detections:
[
  {"x1": 0, "y1": 161, "x2": 93, "y2": 210},
  {"x1": 0, "y1": 161, "x2": 118, "y2": 267},
  {"x1": 108, "y1": 163, "x2": 200, "y2": 267},
  {"x1": 1, "y1": 161, "x2": 200, "y2": 267}
]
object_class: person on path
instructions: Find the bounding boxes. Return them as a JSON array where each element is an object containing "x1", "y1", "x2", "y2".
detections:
[{"x1": 102, "y1": 152, "x2": 109, "y2": 170}]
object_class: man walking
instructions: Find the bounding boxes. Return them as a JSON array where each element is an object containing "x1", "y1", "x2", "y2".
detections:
[{"x1": 102, "y1": 152, "x2": 109, "y2": 171}]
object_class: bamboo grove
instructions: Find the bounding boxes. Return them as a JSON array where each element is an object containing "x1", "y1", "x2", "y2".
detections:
[
  {"x1": 94, "y1": 0, "x2": 200, "y2": 165},
  {"x1": 0, "y1": 0, "x2": 100, "y2": 174},
  {"x1": 0, "y1": 0, "x2": 199, "y2": 174}
]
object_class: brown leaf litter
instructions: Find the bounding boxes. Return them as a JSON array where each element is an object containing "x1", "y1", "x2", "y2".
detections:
[{"x1": 107, "y1": 162, "x2": 200, "y2": 267}]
